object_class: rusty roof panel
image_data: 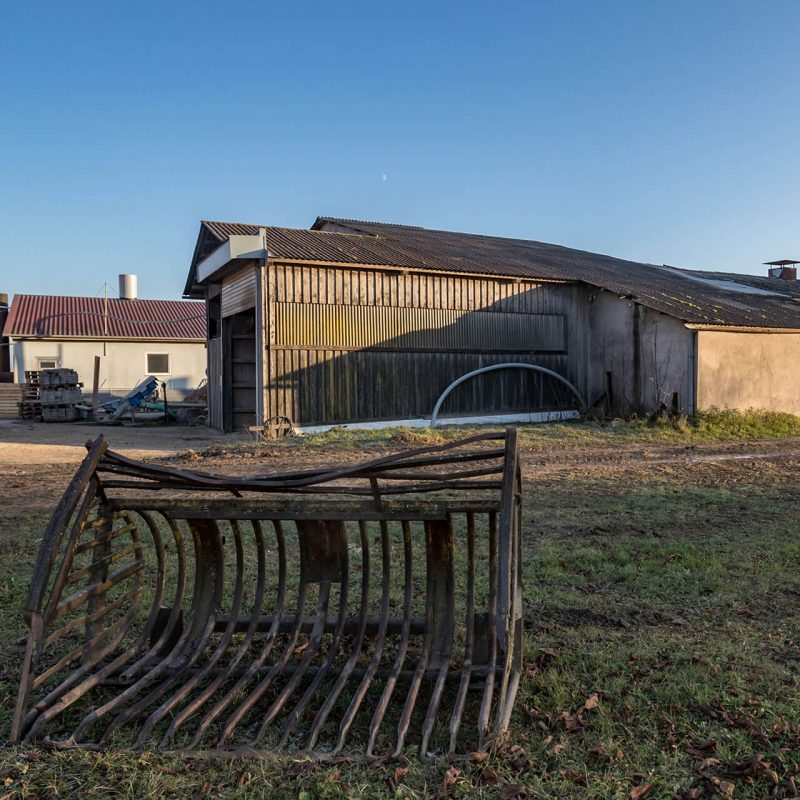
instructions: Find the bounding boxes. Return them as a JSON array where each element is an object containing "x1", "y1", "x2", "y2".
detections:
[
  {"x1": 190, "y1": 218, "x2": 800, "y2": 330},
  {"x1": 3, "y1": 295, "x2": 206, "y2": 340}
]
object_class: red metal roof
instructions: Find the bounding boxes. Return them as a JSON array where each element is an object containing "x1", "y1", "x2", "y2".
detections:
[{"x1": 3, "y1": 295, "x2": 206, "y2": 340}]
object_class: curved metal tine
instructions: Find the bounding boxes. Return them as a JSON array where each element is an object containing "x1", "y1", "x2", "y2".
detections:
[
  {"x1": 22, "y1": 512, "x2": 158, "y2": 740},
  {"x1": 24, "y1": 624, "x2": 138, "y2": 742},
  {"x1": 31, "y1": 605, "x2": 139, "y2": 691},
  {"x1": 44, "y1": 586, "x2": 136, "y2": 649},
  {"x1": 99, "y1": 519, "x2": 225, "y2": 745},
  {"x1": 393, "y1": 525, "x2": 436, "y2": 758},
  {"x1": 334, "y1": 519, "x2": 391, "y2": 755},
  {"x1": 305, "y1": 521, "x2": 371, "y2": 752},
  {"x1": 119, "y1": 512, "x2": 186, "y2": 680},
  {"x1": 494, "y1": 479, "x2": 524, "y2": 736},
  {"x1": 217, "y1": 528, "x2": 307, "y2": 748},
  {"x1": 189, "y1": 519, "x2": 286, "y2": 749},
  {"x1": 163, "y1": 519, "x2": 267, "y2": 748},
  {"x1": 363, "y1": 520, "x2": 411, "y2": 757},
  {"x1": 138, "y1": 519, "x2": 246, "y2": 747},
  {"x1": 420, "y1": 519, "x2": 456, "y2": 758},
  {"x1": 477, "y1": 512, "x2": 498, "y2": 751},
  {"x1": 69, "y1": 512, "x2": 192, "y2": 742},
  {"x1": 449, "y1": 513, "x2": 476, "y2": 755},
  {"x1": 492, "y1": 516, "x2": 516, "y2": 737},
  {"x1": 251, "y1": 580, "x2": 333, "y2": 746},
  {"x1": 40, "y1": 480, "x2": 103, "y2": 625},
  {"x1": 27, "y1": 439, "x2": 107, "y2": 633},
  {"x1": 278, "y1": 535, "x2": 352, "y2": 749}
]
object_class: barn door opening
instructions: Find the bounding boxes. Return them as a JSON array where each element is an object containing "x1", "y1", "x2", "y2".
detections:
[{"x1": 223, "y1": 309, "x2": 256, "y2": 431}]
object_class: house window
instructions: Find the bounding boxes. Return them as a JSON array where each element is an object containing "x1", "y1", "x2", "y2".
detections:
[
  {"x1": 37, "y1": 358, "x2": 59, "y2": 369},
  {"x1": 146, "y1": 353, "x2": 170, "y2": 374}
]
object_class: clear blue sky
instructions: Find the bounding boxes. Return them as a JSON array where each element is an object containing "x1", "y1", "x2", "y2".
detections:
[{"x1": 2, "y1": 0, "x2": 799, "y2": 299}]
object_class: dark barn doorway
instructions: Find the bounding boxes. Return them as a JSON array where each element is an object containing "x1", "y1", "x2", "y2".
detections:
[{"x1": 223, "y1": 309, "x2": 256, "y2": 431}]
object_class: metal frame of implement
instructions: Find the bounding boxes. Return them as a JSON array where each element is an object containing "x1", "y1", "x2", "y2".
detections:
[{"x1": 12, "y1": 429, "x2": 524, "y2": 759}]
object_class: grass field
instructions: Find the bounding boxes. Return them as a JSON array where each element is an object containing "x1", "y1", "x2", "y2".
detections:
[{"x1": 2, "y1": 420, "x2": 800, "y2": 798}]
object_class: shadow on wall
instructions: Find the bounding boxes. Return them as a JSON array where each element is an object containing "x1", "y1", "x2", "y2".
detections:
[{"x1": 263, "y1": 288, "x2": 588, "y2": 428}]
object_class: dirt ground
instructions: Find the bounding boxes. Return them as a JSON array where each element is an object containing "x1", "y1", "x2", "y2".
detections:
[
  {"x1": 4, "y1": 419, "x2": 800, "y2": 516},
  {"x1": 0, "y1": 419, "x2": 243, "y2": 464}
]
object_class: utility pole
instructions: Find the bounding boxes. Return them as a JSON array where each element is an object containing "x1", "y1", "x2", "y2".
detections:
[{"x1": 103, "y1": 280, "x2": 108, "y2": 356}]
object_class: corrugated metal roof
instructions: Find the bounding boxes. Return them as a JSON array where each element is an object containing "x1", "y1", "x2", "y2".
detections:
[
  {"x1": 189, "y1": 218, "x2": 800, "y2": 330},
  {"x1": 3, "y1": 295, "x2": 206, "y2": 340},
  {"x1": 314, "y1": 218, "x2": 800, "y2": 330}
]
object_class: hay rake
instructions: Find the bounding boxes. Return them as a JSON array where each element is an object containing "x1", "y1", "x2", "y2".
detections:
[{"x1": 12, "y1": 429, "x2": 523, "y2": 759}]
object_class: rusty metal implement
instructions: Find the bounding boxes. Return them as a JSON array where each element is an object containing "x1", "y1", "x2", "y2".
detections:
[{"x1": 12, "y1": 429, "x2": 523, "y2": 759}]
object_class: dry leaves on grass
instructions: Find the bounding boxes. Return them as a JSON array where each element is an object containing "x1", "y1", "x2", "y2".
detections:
[
  {"x1": 588, "y1": 744, "x2": 624, "y2": 763},
  {"x1": 726, "y1": 754, "x2": 779, "y2": 784},
  {"x1": 629, "y1": 782, "x2": 652, "y2": 799},
  {"x1": 499, "y1": 784, "x2": 529, "y2": 800},
  {"x1": 236, "y1": 770, "x2": 252, "y2": 788},
  {"x1": 582, "y1": 693, "x2": 600, "y2": 712},
  {"x1": 441, "y1": 766, "x2": 461, "y2": 795},
  {"x1": 391, "y1": 766, "x2": 409, "y2": 788},
  {"x1": 559, "y1": 768, "x2": 587, "y2": 786}
]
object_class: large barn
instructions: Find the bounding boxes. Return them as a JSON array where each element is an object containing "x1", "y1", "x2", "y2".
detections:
[{"x1": 183, "y1": 217, "x2": 800, "y2": 432}]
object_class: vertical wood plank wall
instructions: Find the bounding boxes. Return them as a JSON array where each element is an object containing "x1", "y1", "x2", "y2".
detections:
[{"x1": 264, "y1": 263, "x2": 589, "y2": 426}]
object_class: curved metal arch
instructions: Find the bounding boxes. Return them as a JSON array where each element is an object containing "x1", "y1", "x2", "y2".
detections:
[{"x1": 430, "y1": 363, "x2": 586, "y2": 427}]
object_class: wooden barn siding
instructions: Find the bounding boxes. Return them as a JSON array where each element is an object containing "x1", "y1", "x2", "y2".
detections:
[
  {"x1": 221, "y1": 266, "x2": 256, "y2": 317},
  {"x1": 264, "y1": 264, "x2": 588, "y2": 425},
  {"x1": 274, "y1": 303, "x2": 566, "y2": 352}
]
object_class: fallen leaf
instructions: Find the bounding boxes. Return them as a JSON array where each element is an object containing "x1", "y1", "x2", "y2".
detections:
[
  {"x1": 500, "y1": 784, "x2": 529, "y2": 800},
  {"x1": 629, "y1": 783, "x2": 652, "y2": 799},
  {"x1": 468, "y1": 751, "x2": 489, "y2": 761},
  {"x1": 718, "y1": 780, "x2": 735, "y2": 797},
  {"x1": 559, "y1": 768, "x2": 586, "y2": 785},
  {"x1": 237, "y1": 770, "x2": 252, "y2": 787},
  {"x1": 693, "y1": 757, "x2": 721, "y2": 772},
  {"x1": 479, "y1": 765, "x2": 501, "y2": 786},
  {"x1": 583, "y1": 693, "x2": 600, "y2": 712},
  {"x1": 393, "y1": 766, "x2": 409, "y2": 786},
  {"x1": 442, "y1": 766, "x2": 461, "y2": 794}
]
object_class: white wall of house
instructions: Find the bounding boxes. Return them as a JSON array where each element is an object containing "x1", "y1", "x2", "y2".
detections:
[{"x1": 10, "y1": 339, "x2": 207, "y2": 399}]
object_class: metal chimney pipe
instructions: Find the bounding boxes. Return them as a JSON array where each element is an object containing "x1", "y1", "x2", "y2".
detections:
[{"x1": 119, "y1": 274, "x2": 138, "y2": 300}]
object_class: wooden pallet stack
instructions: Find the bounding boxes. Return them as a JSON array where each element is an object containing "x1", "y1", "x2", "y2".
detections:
[
  {"x1": 17, "y1": 371, "x2": 42, "y2": 419},
  {"x1": 0, "y1": 383, "x2": 22, "y2": 418},
  {"x1": 40, "y1": 368, "x2": 83, "y2": 422}
]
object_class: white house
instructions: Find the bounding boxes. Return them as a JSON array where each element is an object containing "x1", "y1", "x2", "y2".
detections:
[{"x1": 3, "y1": 276, "x2": 207, "y2": 400}]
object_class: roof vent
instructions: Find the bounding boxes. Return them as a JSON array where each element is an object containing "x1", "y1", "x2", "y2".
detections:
[
  {"x1": 765, "y1": 260, "x2": 799, "y2": 281},
  {"x1": 119, "y1": 274, "x2": 138, "y2": 300}
]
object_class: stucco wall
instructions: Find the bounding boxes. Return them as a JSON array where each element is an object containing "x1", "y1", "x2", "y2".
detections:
[
  {"x1": 10, "y1": 339, "x2": 207, "y2": 400},
  {"x1": 696, "y1": 330, "x2": 800, "y2": 414},
  {"x1": 588, "y1": 292, "x2": 695, "y2": 415}
]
